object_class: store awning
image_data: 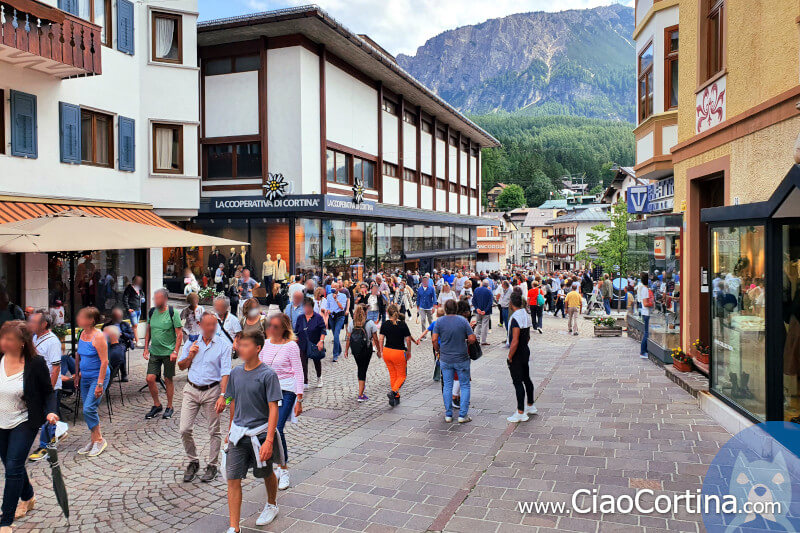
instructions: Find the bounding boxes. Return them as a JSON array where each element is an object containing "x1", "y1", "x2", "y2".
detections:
[
  {"x1": 0, "y1": 200, "x2": 177, "y2": 229},
  {"x1": 0, "y1": 208, "x2": 248, "y2": 253}
]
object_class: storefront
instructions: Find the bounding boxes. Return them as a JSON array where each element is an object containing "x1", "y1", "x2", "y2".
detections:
[
  {"x1": 163, "y1": 195, "x2": 484, "y2": 291},
  {"x1": 700, "y1": 165, "x2": 800, "y2": 423}
]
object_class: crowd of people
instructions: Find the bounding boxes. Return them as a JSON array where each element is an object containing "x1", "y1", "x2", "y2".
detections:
[{"x1": 0, "y1": 265, "x2": 657, "y2": 532}]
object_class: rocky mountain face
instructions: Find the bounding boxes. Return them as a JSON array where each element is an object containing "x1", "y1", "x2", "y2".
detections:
[{"x1": 396, "y1": 4, "x2": 635, "y2": 122}]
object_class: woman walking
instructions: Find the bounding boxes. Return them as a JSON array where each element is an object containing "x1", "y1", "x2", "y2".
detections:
[
  {"x1": 0, "y1": 321, "x2": 59, "y2": 529},
  {"x1": 506, "y1": 292, "x2": 537, "y2": 422},
  {"x1": 344, "y1": 305, "x2": 381, "y2": 402},
  {"x1": 636, "y1": 273, "x2": 651, "y2": 359},
  {"x1": 240, "y1": 298, "x2": 267, "y2": 337},
  {"x1": 75, "y1": 307, "x2": 111, "y2": 457},
  {"x1": 394, "y1": 280, "x2": 414, "y2": 320},
  {"x1": 312, "y1": 288, "x2": 329, "y2": 327},
  {"x1": 260, "y1": 313, "x2": 303, "y2": 491},
  {"x1": 181, "y1": 292, "x2": 203, "y2": 343},
  {"x1": 294, "y1": 298, "x2": 326, "y2": 389},
  {"x1": 264, "y1": 283, "x2": 286, "y2": 318},
  {"x1": 379, "y1": 304, "x2": 412, "y2": 406},
  {"x1": 437, "y1": 282, "x2": 457, "y2": 309}
]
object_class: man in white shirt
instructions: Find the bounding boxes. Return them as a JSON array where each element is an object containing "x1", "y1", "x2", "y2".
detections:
[
  {"x1": 287, "y1": 275, "x2": 305, "y2": 302},
  {"x1": 213, "y1": 296, "x2": 242, "y2": 347},
  {"x1": 28, "y1": 309, "x2": 64, "y2": 461}
]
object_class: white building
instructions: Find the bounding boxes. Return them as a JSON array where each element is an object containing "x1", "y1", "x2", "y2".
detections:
[
  {"x1": 0, "y1": 0, "x2": 199, "y2": 320},
  {"x1": 545, "y1": 207, "x2": 610, "y2": 270}
]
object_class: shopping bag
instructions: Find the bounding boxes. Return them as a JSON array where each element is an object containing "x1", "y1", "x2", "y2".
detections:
[
  {"x1": 433, "y1": 360, "x2": 441, "y2": 382},
  {"x1": 219, "y1": 443, "x2": 228, "y2": 482}
]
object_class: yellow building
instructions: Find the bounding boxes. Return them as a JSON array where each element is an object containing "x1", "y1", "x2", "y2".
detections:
[{"x1": 636, "y1": 0, "x2": 800, "y2": 424}]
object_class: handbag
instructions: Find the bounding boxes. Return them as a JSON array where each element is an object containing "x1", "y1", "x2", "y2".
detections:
[
  {"x1": 468, "y1": 341, "x2": 483, "y2": 361},
  {"x1": 433, "y1": 359, "x2": 441, "y2": 381},
  {"x1": 304, "y1": 317, "x2": 326, "y2": 361}
]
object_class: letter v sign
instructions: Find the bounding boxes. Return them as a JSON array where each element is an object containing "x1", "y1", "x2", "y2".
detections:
[{"x1": 627, "y1": 186, "x2": 649, "y2": 214}]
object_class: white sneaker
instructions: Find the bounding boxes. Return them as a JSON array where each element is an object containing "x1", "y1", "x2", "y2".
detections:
[
  {"x1": 278, "y1": 468, "x2": 290, "y2": 490},
  {"x1": 457, "y1": 416, "x2": 472, "y2": 424},
  {"x1": 303, "y1": 383, "x2": 309, "y2": 390},
  {"x1": 77, "y1": 441, "x2": 93, "y2": 455},
  {"x1": 88, "y1": 439, "x2": 107, "y2": 457},
  {"x1": 255, "y1": 503, "x2": 279, "y2": 526},
  {"x1": 315, "y1": 378, "x2": 323, "y2": 388},
  {"x1": 506, "y1": 411, "x2": 529, "y2": 423},
  {"x1": 640, "y1": 354, "x2": 649, "y2": 359},
  {"x1": 225, "y1": 528, "x2": 239, "y2": 533},
  {"x1": 526, "y1": 404, "x2": 538, "y2": 415},
  {"x1": 444, "y1": 415, "x2": 453, "y2": 423}
]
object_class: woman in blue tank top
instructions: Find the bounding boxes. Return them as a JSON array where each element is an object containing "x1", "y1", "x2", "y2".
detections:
[{"x1": 74, "y1": 307, "x2": 111, "y2": 457}]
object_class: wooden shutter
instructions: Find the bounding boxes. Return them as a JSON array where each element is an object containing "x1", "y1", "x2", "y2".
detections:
[
  {"x1": 10, "y1": 91, "x2": 37, "y2": 158},
  {"x1": 59, "y1": 102, "x2": 81, "y2": 164},
  {"x1": 118, "y1": 116, "x2": 135, "y2": 171},
  {"x1": 58, "y1": 0, "x2": 79, "y2": 16},
  {"x1": 117, "y1": 0, "x2": 135, "y2": 55}
]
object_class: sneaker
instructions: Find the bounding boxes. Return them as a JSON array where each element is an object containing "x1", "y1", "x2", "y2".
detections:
[
  {"x1": 278, "y1": 468, "x2": 290, "y2": 490},
  {"x1": 457, "y1": 416, "x2": 472, "y2": 424},
  {"x1": 395, "y1": 394, "x2": 400, "y2": 404},
  {"x1": 200, "y1": 465, "x2": 217, "y2": 483},
  {"x1": 88, "y1": 439, "x2": 107, "y2": 457},
  {"x1": 537, "y1": 328, "x2": 543, "y2": 334},
  {"x1": 255, "y1": 503, "x2": 279, "y2": 526},
  {"x1": 183, "y1": 461, "x2": 199, "y2": 482},
  {"x1": 28, "y1": 447, "x2": 48, "y2": 462},
  {"x1": 573, "y1": 332, "x2": 579, "y2": 336},
  {"x1": 315, "y1": 379, "x2": 323, "y2": 389},
  {"x1": 162, "y1": 407, "x2": 175, "y2": 419},
  {"x1": 387, "y1": 391, "x2": 397, "y2": 407},
  {"x1": 526, "y1": 404, "x2": 539, "y2": 415},
  {"x1": 444, "y1": 415, "x2": 453, "y2": 423},
  {"x1": 303, "y1": 383, "x2": 309, "y2": 390},
  {"x1": 145, "y1": 405, "x2": 163, "y2": 419},
  {"x1": 507, "y1": 411, "x2": 529, "y2": 423},
  {"x1": 357, "y1": 394, "x2": 369, "y2": 402},
  {"x1": 640, "y1": 354, "x2": 649, "y2": 359},
  {"x1": 77, "y1": 440, "x2": 93, "y2": 455},
  {"x1": 225, "y1": 528, "x2": 240, "y2": 533}
]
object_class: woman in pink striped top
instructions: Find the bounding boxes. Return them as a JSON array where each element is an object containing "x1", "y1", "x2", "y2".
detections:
[{"x1": 259, "y1": 313, "x2": 304, "y2": 491}]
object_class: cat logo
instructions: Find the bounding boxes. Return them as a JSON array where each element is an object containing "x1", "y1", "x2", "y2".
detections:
[{"x1": 627, "y1": 186, "x2": 649, "y2": 214}]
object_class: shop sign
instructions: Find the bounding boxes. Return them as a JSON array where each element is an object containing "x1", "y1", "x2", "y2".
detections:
[
  {"x1": 653, "y1": 236, "x2": 666, "y2": 260},
  {"x1": 627, "y1": 186, "x2": 649, "y2": 214},
  {"x1": 626, "y1": 178, "x2": 674, "y2": 214},
  {"x1": 324, "y1": 196, "x2": 375, "y2": 214},
  {"x1": 209, "y1": 195, "x2": 322, "y2": 213},
  {"x1": 477, "y1": 241, "x2": 506, "y2": 251},
  {"x1": 263, "y1": 173, "x2": 292, "y2": 201}
]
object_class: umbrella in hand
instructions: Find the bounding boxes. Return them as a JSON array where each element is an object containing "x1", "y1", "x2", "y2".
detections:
[{"x1": 46, "y1": 433, "x2": 70, "y2": 524}]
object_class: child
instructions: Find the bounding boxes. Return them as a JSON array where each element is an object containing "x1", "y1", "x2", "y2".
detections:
[
  {"x1": 415, "y1": 307, "x2": 445, "y2": 345},
  {"x1": 223, "y1": 330, "x2": 284, "y2": 531}
]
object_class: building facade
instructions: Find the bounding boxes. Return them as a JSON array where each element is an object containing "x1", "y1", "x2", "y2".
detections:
[
  {"x1": 0, "y1": 0, "x2": 199, "y2": 322},
  {"x1": 545, "y1": 208, "x2": 609, "y2": 271},
  {"x1": 168, "y1": 6, "x2": 497, "y2": 288},
  {"x1": 476, "y1": 224, "x2": 509, "y2": 272},
  {"x1": 522, "y1": 208, "x2": 553, "y2": 270}
]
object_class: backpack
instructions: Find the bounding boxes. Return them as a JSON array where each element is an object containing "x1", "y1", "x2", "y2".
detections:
[
  {"x1": 350, "y1": 326, "x2": 371, "y2": 358},
  {"x1": 643, "y1": 289, "x2": 655, "y2": 308},
  {"x1": 537, "y1": 293, "x2": 545, "y2": 306},
  {"x1": 148, "y1": 306, "x2": 175, "y2": 321}
]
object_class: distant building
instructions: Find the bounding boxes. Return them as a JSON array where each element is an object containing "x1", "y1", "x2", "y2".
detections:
[
  {"x1": 601, "y1": 166, "x2": 648, "y2": 206},
  {"x1": 544, "y1": 207, "x2": 610, "y2": 271},
  {"x1": 477, "y1": 213, "x2": 512, "y2": 271},
  {"x1": 507, "y1": 208, "x2": 532, "y2": 266},
  {"x1": 521, "y1": 208, "x2": 554, "y2": 270},
  {"x1": 485, "y1": 183, "x2": 508, "y2": 211}
]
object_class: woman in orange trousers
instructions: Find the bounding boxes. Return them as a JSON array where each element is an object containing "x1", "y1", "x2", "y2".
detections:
[{"x1": 378, "y1": 304, "x2": 412, "y2": 406}]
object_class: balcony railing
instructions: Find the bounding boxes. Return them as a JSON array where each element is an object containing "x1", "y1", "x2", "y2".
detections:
[{"x1": 0, "y1": 0, "x2": 102, "y2": 77}]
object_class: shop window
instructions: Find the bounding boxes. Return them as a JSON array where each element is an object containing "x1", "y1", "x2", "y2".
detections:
[
  {"x1": 665, "y1": 26, "x2": 679, "y2": 110},
  {"x1": 250, "y1": 218, "x2": 290, "y2": 286},
  {"x1": 153, "y1": 123, "x2": 183, "y2": 174},
  {"x1": 702, "y1": 0, "x2": 725, "y2": 81},
  {"x1": 152, "y1": 11, "x2": 182, "y2": 63},
  {"x1": 637, "y1": 41, "x2": 654, "y2": 122},
  {"x1": 323, "y1": 220, "x2": 365, "y2": 281},
  {"x1": 80, "y1": 109, "x2": 113, "y2": 167},
  {"x1": 782, "y1": 226, "x2": 800, "y2": 422},
  {"x1": 710, "y1": 225, "x2": 766, "y2": 421},
  {"x1": 377, "y1": 223, "x2": 403, "y2": 263},
  {"x1": 295, "y1": 218, "x2": 321, "y2": 279}
]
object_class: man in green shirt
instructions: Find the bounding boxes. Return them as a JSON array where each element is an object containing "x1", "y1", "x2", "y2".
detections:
[{"x1": 144, "y1": 288, "x2": 183, "y2": 420}]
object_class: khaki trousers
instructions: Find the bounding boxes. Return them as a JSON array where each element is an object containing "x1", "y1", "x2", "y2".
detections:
[
  {"x1": 567, "y1": 307, "x2": 580, "y2": 333},
  {"x1": 179, "y1": 383, "x2": 222, "y2": 467}
]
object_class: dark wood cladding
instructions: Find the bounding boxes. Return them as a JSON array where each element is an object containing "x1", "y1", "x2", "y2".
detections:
[
  {"x1": 202, "y1": 184, "x2": 263, "y2": 191},
  {"x1": 397, "y1": 94, "x2": 404, "y2": 205},
  {"x1": 259, "y1": 36, "x2": 269, "y2": 188},
  {"x1": 0, "y1": 4, "x2": 102, "y2": 76},
  {"x1": 416, "y1": 104, "x2": 422, "y2": 208},
  {"x1": 319, "y1": 43, "x2": 327, "y2": 194},
  {"x1": 431, "y1": 116, "x2": 437, "y2": 211}
]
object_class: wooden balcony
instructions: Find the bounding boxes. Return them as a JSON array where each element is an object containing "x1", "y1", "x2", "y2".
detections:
[{"x1": 0, "y1": 0, "x2": 102, "y2": 78}]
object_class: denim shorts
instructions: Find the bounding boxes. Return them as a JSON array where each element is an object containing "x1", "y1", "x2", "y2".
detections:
[
  {"x1": 129, "y1": 309, "x2": 141, "y2": 326},
  {"x1": 225, "y1": 433, "x2": 280, "y2": 480}
]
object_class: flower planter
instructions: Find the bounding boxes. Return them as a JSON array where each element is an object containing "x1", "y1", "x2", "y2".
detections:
[
  {"x1": 692, "y1": 348, "x2": 710, "y2": 365},
  {"x1": 673, "y1": 359, "x2": 692, "y2": 373},
  {"x1": 594, "y1": 326, "x2": 623, "y2": 337}
]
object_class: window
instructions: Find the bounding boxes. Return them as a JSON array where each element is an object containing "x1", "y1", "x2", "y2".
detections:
[
  {"x1": 436, "y1": 128, "x2": 446, "y2": 141},
  {"x1": 448, "y1": 182, "x2": 458, "y2": 193},
  {"x1": 449, "y1": 136, "x2": 458, "y2": 146},
  {"x1": 637, "y1": 41, "x2": 654, "y2": 122},
  {"x1": 403, "y1": 110, "x2": 417, "y2": 125},
  {"x1": 80, "y1": 110, "x2": 113, "y2": 167},
  {"x1": 436, "y1": 178, "x2": 446, "y2": 190},
  {"x1": 421, "y1": 120, "x2": 433, "y2": 134},
  {"x1": 382, "y1": 161, "x2": 397, "y2": 177},
  {"x1": 204, "y1": 55, "x2": 259, "y2": 76},
  {"x1": 460, "y1": 186, "x2": 468, "y2": 195},
  {"x1": 9, "y1": 90, "x2": 37, "y2": 158},
  {"x1": 204, "y1": 142, "x2": 261, "y2": 179},
  {"x1": 62, "y1": 0, "x2": 112, "y2": 47},
  {"x1": 353, "y1": 157, "x2": 375, "y2": 189},
  {"x1": 382, "y1": 99, "x2": 397, "y2": 115},
  {"x1": 705, "y1": 0, "x2": 725, "y2": 80},
  {"x1": 152, "y1": 12, "x2": 182, "y2": 63},
  {"x1": 469, "y1": 189, "x2": 478, "y2": 198},
  {"x1": 403, "y1": 168, "x2": 417, "y2": 182},
  {"x1": 421, "y1": 174, "x2": 432, "y2": 186},
  {"x1": 326, "y1": 149, "x2": 349, "y2": 185},
  {"x1": 0, "y1": 89, "x2": 4, "y2": 155},
  {"x1": 665, "y1": 26, "x2": 679, "y2": 110},
  {"x1": 153, "y1": 123, "x2": 183, "y2": 174}
]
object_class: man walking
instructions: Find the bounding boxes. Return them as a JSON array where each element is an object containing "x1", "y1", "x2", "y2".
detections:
[
  {"x1": 326, "y1": 283, "x2": 348, "y2": 362},
  {"x1": 601, "y1": 274, "x2": 614, "y2": 315},
  {"x1": 581, "y1": 271, "x2": 594, "y2": 305},
  {"x1": 284, "y1": 290, "x2": 304, "y2": 330},
  {"x1": 416, "y1": 276, "x2": 436, "y2": 330},
  {"x1": 178, "y1": 312, "x2": 231, "y2": 483},
  {"x1": 497, "y1": 280, "x2": 513, "y2": 334},
  {"x1": 214, "y1": 295, "x2": 242, "y2": 346},
  {"x1": 565, "y1": 284, "x2": 583, "y2": 336},
  {"x1": 27, "y1": 309, "x2": 64, "y2": 461},
  {"x1": 237, "y1": 269, "x2": 260, "y2": 317},
  {"x1": 144, "y1": 288, "x2": 183, "y2": 420},
  {"x1": 472, "y1": 279, "x2": 493, "y2": 346},
  {"x1": 432, "y1": 299, "x2": 477, "y2": 424}
]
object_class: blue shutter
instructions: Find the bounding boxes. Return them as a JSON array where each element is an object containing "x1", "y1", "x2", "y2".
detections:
[
  {"x1": 10, "y1": 91, "x2": 37, "y2": 158},
  {"x1": 117, "y1": 0, "x2": 134, "y2": 55},
  {"x1": 59, "y1": 102, "x2": 81, "y2": 164},
  {"x1": 118, "y1": 116, "x2": 135, "y2": 171},
  {"x1": 58, "y1": 0, "x2": 79, "y2": 16}
]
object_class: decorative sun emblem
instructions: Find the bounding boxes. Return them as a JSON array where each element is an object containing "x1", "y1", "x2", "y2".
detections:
[
  {"x1": 263, "y1": 173, "x2": 289, "y2": 201},
  {"x1": 352, "y1": 176, "x2": 365, "y2": 204}
]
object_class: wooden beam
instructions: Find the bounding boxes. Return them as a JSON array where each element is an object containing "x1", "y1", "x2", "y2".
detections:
[
  {"x1": 432, "y1": 116, "x2": 437, "y2": 212},
  {"x1": 416, "y1": 105, "x2": 422, "y2": 209}
]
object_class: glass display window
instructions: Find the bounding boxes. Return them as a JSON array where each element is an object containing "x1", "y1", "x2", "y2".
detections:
[{"x1": 295, "y1": 218, "x2": 321, "y2": 280}]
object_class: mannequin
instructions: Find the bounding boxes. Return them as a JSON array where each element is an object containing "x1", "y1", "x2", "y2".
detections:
[
  {"x1": 208, "y1": 246, "x2": 225, "y2": 274},
  {"x1": 227, "y1": 247, "x2": 239, "y2": 277},
  {"x1": 262, "y1": 254, "x2": 276, "y2": 294},
  {"x1": 239, "y1": 245, "x2": 253, "y2": 273},
  {"x1": 275, "y1": 254, "x2": 287, "y2": 284}
]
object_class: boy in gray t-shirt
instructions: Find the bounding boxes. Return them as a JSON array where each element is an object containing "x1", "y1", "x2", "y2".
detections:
[{"x1": 224, "y1": 331, "x2": 283, "y2": 529}]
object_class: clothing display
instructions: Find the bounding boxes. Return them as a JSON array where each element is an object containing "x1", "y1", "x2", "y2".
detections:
[
  {"x1": 208, "y1": 248, "x2": 225, "y2": 273},
  {"x1": 275, "y1": 255, "x2": 287, "y2": 283}
]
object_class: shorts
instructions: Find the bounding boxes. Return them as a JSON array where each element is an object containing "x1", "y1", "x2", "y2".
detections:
[
  {"x1": 130, "y1": 309, "x2": 141, "y2": 326},
  {"x1": 147, "y1": 354, "x2": 176, "y2": 379},
  {"x1": 225, "y1": 433, "x2": 280, "y2": 480}
]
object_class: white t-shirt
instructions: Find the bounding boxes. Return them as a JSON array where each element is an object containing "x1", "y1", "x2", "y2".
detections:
[
  {"x1": 34, "y1": 332, "x2": 62, "y2": 390},
  {"x1": 637, "y1": 284, "x2": 651, "y2": 316},
  {"x1": 51, "y1": 306, "x2": 65, "y2": 326},
  {"x1": 0, "y1": 361, "x2": 26, "y2": 429},
  {"x1": 287, "y1": 283, "x2": 305, "y2": 301}
]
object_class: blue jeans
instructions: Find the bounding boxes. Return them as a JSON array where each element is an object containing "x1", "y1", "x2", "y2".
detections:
[
  {"x1": 367, "y1": 310, "x2": 380, "y2": 323},
  {"x1": 277, "y1": 389, "x2": 296, "y2": 463},
  {"x1": 80, "y1": 371, "x2": 111, "y2": 431},
  {"x1": 440, "y1": 360, "x2": 471, "y2": 418},
  {"x1": 603, "y1": 298, "x2": 612, "y2": 315},
  {"x1": 0, "y1": 422, "x2": 37, "y2": 526},
  {"x1": 330, "y1": 314, "x2": 345, "y2": 360},
  {"x1": 640, "y1": 314, "x2": 650, "y2": 356},
  {"x1": 500, "y1": 307, "x2": 509, "y2": 329}
]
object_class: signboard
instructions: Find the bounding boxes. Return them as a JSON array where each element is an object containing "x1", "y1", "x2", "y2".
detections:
[
  {"x1": 653, "y1": 236, "x2": 666, "y2": 260},
  {"x1": 201, "y1": 194, "x2": 374, "y2": 215},
  {"x1": 627, "y1": 186, "x2": 649, "y2": 214},
  {"x1": 626, "y1": 177, "x2": 674, "y2": 214}
]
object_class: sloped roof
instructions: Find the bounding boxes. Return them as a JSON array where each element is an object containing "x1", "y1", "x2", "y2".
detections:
[
  {"x1": 546, "y1": 207, "x2": 610, "y2": 226},
  {"x1": 538, "y1": 199, "x2": 569, "y2": 209},
  {"x1": 521, "y1": 208, "x2": 552, "y2": 228}
]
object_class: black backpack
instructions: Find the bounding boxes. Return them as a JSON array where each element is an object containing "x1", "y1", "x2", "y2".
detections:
[
  {"x1": 148, "y1": 306, "x2": 175, "y2": 322},
  {"x1": 350, "y1": 326, "x2": 371, "y2": 358}
]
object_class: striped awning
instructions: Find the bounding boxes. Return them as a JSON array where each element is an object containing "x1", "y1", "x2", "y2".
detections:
[{"x1": 0, "y1": 200, "x2": 176, "y2": 229}]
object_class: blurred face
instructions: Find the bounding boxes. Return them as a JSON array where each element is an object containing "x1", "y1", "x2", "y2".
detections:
[
  {"x1": 268, "y1": 317, "x2": 285, "y2": 340},
  {"x1": 200, "y1": 314, "x2": 217, "y2": 338},
  {"x1": 154, "y1": 290, "x2": 167, "y2": 308},
  {"x1": 0, "y1": 331, "x2": 24, "y2": 356},
  {"x1": 242, "y1": 269, "x2": 250, "y2": 280},
  {"x1": 213, "y1": 300, "x2": 227, "y2": 316},
  {"x1": 237, "y1": 336, "x2": 260, "y2": 361},
  {"x1": 292, "y1": 292, "x2": 303, "y2": 305},
  {"x1": 76, "y1": 310, "x2": 94, "y2": 330},
  {"x1": 111, "y1": 308, "x2": 123, "y2": 322},
  {"x1": 28, "y1": 313, "x2": 45, "y2": 335},
  {"x1": 304, "y1": 302, "x2": 314, "y2": 315}
]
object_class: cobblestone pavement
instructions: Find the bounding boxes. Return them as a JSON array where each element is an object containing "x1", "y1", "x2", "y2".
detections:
[{"x1": 9, "y1": 309, "x2": 729, "y2": 532}]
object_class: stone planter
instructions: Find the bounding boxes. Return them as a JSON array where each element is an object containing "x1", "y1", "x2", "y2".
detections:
[
  {"x1": 673, "y1": 359, "x2": 692, "y2": 373},
  {"x1": 594, "y1": 326, "x2": 623, "y2": 337}
]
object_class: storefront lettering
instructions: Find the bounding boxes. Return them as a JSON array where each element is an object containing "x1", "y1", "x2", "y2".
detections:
[
  {"x1": 325, "y1": 198, "x2": 375, "y2": 212},
  {"x1": 213, "y1": 198, "x2": 321, "y2": 210}
]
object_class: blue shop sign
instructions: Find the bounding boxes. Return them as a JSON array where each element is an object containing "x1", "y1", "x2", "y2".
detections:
[{"x1": 627, "y1": 177, "x2": 674, "y2": 214}]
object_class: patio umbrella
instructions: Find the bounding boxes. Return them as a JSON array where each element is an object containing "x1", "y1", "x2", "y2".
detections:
[{"x1": 46, "y1": 435, "x2": 69, "y2": 524}]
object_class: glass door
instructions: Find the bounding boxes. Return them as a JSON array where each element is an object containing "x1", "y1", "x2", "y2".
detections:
[{"x1": 782, "y1": 224, "x2": 800, "y2": 423}]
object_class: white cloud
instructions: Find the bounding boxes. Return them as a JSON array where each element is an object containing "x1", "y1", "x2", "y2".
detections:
[{"x1": 231, "y1": 0, "x2": 633, "y2": 56}]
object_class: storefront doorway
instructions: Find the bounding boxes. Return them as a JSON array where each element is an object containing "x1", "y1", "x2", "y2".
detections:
[{"x1": 782, "y1": 223, "x2": 800, "y2": 423}]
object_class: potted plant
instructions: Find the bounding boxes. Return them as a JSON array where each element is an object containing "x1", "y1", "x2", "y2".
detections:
[
  {"x1": 691, "y1": 339, "x2": 710, "y2": 365},
  {"x1": 198, "y1": 286, "x2": 220, "y2": 305},
  {"x1": 671, "y1": 348, "x2": 692, "y2": 372},
  {"x1": 52, "y1": 324, "x2": 69, "y2": 352},
  {"x1": 593, "y1": 316, "x2": 622, "y2": 337}
]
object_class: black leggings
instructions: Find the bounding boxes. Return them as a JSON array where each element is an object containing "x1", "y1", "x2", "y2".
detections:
[
  {"x1": 508, "y1": 350, "x2": 534, "y2": 412},
  {"x1": 353, "y1": 353, "x2": 371, "y2": 381},
  {"x1": 301, "y1": 353, "x2": 322, "y2": 384}
]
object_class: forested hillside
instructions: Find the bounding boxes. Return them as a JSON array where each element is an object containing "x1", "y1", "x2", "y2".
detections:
[{"x1": 473, "y1": 114, "x2": 635, "y2": 207}]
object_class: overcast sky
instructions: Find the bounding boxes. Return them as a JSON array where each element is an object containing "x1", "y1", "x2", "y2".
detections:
[{"x1": 198, "y1": 0, "x2": 634, "y2": 56}]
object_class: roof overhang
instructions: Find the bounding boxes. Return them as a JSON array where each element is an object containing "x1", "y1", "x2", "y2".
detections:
[{"x1": 197, "y1": 6, "x2": 499, "y2": 148}]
